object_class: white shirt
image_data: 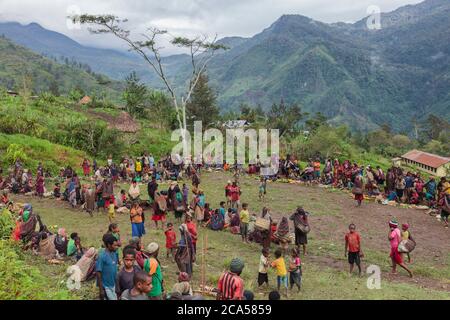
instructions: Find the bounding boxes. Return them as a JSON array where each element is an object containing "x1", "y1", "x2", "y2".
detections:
[{"x1": 259, "y1": 254, "x2": 269, "y2": 273}]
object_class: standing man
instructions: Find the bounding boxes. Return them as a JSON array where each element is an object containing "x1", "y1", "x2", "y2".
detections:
[{"x1": 96, "y1": 234, "x2": 120, "y2": 300}]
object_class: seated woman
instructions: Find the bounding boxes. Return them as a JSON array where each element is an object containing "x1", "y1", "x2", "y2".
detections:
[
  {"x1": 409, "y1": 189, "x2": 420, "y2": 205},
  {"x1": 67, "y1": 232, "x2": 84, "y2": 261},
  {"x1": 53, "y1": 183, "x2": 61, "y2": 199},
  {"x1": 128, "y1": 180, "x2": 141, "y2": 202},
  {"x1": 54, "y1": 228, "x2": 68, "y2": 257},
  {"x1": 202, "y1": 203, "x2": 213, "y2": 227},
  {"x1": 387, "y1": 190, "x2": 398, "y2": 202},
  {"x1": 229, "y1": 209, "x2": 241, "y2": 234},
  {"x1": 209, "y1": 209, "x2": 225, "y2": 231}
]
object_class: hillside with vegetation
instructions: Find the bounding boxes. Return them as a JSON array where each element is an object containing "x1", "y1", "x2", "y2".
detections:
[
  {"x1": 1, "y1": 0, "x2": 449, "y2": 132},
  {"x1": 0, "y1": 35, "x2": 123, "y2": 101},
  {"x1": 0, "y1": 88, "x2": 175, "y2": 173}
]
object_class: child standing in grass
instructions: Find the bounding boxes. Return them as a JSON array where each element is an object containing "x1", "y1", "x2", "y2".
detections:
[
  {"x1": 344, "y1": 223, "x2": 363, "y2": 276},
  {"x1": 164, "y1": 222, "x2": 177, "y2": 260},
  {"x1": 108, "y1": 195, "x2": 116, "y2": 224},
  {"x1": 258, "y1": 248, "x2": 270, "y2": 288},
  {"x1": 240, "y1": 203, "x2": 250, "y2": 243},
  {"x1": 259, "y1": 177, "x2": 267, "y2": 201},
  {"x1": 271, "y1": 249, "x2": 288, "y2": 298},
  {"x1": 288, "y1": 248, "x2": 302, "y2": 292}
]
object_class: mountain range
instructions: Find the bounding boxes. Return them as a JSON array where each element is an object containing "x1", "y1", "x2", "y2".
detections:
[{"x1": 0, "y1": 0, "x2": 449, "y2": 132}]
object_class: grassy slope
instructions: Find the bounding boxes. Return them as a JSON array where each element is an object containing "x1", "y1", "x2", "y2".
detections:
[
  {"x1": 0, "y1": 133, "x2": 88, "y2": 173},
  {"x1": 0, "y1": 93, "x2": 175, "y2": 172},
  {"x1": 10, "y1": 172, "x2": 449, "y2": 300}
]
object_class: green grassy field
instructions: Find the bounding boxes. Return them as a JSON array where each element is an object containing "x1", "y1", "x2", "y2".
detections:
[{"x1": 9, "y1": 171, "x2": 450, "y2": 300}]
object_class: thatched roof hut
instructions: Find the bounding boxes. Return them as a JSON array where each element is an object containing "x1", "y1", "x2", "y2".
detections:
[
  {"x1": 111, "y1": 111, "x2": 140, "y2": 133},
  {"x1": 79, "y1": 96, "x2": 92, "y2": 105}
]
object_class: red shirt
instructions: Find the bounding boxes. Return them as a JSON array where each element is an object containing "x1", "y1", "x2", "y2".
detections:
[
  {"x1": 230, "y1": 186, "x2": 240, "y2": 201},
  {"x1": 217, "y1": 272, "x2": 244, "y2": 300},
  {"x1": 225, "y1": 185, "x2": 232, "y2": 197},
  {"x1": 186, "y1": 221, "x2": 197, "y2": 244},
  {"x1": 345, "y1": 232, "x2": 361, "y2": 253},
  {"x1": 165, "y1": 230, "x2": 177, "y2": 249}
]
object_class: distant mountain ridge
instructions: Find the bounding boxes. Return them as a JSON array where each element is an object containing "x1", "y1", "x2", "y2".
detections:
[{"x1": 1, "y1": 0, "x2": 450, "y2": 132}]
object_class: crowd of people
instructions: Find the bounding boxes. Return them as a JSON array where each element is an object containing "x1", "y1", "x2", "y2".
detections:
[
  {"x1": 277, "y1": 156, "x2": 450, "y2": 227},
  {"x1": 1, "y1": 151, "x2": 448, "y2": 300}
]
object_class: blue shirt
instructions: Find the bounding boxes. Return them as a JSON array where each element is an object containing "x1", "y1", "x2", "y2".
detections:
[
  {"x1": 198, "y1": 195, "x2": 205, "y2": 207},
  {"x1": 219, "y1": 207, "x2": 226, "y2": 219},
  {"x1": 426, "y1": 181, "x2": 436, "y2": 194},
  {"x1": 405, "y1": 176, "x2": 414, "y2": 188},
  {"x1": 96, "y1": 249, "x2": 119, "y2": 289}
]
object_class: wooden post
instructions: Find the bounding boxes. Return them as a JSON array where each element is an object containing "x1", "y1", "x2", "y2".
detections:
[
  {"x1": 201, "y1": 232, "x2": 208, "y2": 294},
  {"x1": 201, "y1": 233, "x2": 205, "y2": 293}
]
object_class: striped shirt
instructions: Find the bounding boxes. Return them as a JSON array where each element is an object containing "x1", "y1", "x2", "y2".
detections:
[{"x1": 217, "y1": 272, "x2": 244, "y2": 300}]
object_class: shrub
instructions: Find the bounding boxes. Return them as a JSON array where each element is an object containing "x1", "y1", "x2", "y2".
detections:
[
  {"x1": 0, "y1": 240, "x2": 73, "y2": 300},
  {"x1": 4, "y1": 143, "x2": 28, "y2": 164},
  {"x1": 0, "y1": 209, "x2": 14, "y2": 240}
]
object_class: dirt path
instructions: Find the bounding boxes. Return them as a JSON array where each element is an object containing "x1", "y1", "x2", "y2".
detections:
[{"x1": 274, "y1": 183, "x2": 449, "y2": 264}]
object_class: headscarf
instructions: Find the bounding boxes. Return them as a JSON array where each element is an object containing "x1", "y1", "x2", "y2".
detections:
[
  {"x1": 58, "y1": 228, "x2": 66, "y2": 237},
  {"x1": 178, "y1": 272, "x2": 190, "y2": 282},
  {"x1": 402, "y1": 223, "x2": 409, "y2": 230},
  {"x1": 389, "y1": 219, "x2": 399, "y2": 228},
  {"x1": 230, "y1": 258, "x2": 245, "y2": 273},
  {"x1": 179, "y1": 224, "x2": 188, "y2": 233},
  {"x1": 147, "y1": 242, "x2": 159, "y2": 254},
  {"x1": 23, "y1": 203, "x2": 32, "y2": 212}
]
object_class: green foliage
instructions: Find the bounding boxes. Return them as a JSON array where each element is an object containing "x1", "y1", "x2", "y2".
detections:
[
  {"x1": 0, "y1": 36, "x2": 121, "y2": 101},
  {"x1": 186, "y1": 73, "x2": 219, "y2": 127},
  {"x1": 266, "y1": 100, "x2": 304, "y2": 137},
  {"x1": 0, "y1": 134, "x2": 87, "y2": 174},
  {"x1": 147, "y1": 90, "x2": 177, "y2": 129},
  {"x1": 363, "y1": 129, "x2": 416, "y2": 158},
  {"x1": 123, "y1": 71, "x2": 148, "y2": 117},
  {"x1": 293, "y1": 125, "x2": 353, "y2": 160},
  {"x1": 0, "y1": 240, "x2": 73, "y2": 300},
  {"x1": 0, "y1": 209, "x2": 14, "y2": 240},
  {"x1": 4, "y1": 144, "x2": 28, "y2": 164}
]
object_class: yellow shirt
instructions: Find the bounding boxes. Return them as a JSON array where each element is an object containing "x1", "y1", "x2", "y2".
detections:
[
  {"x1": 240, "y1": 210, "x2": 250, "y2": 224},
  {"x1": 271, "y1": 257, "x2": 287, "y2": 276},
  {"x1": 443, "y1": 182, "x2": 450, "y2": 195},
  {"x1": 401, "y1": 230, "x2": 409, "y2": 241},
  {"x1": 108, "y1": 203, "x2": 115, "y2": 216}
]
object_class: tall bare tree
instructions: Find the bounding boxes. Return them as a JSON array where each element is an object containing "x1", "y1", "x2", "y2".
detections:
[{"x1": 71, "y1": 14, "x2": 227, "y2": 150}]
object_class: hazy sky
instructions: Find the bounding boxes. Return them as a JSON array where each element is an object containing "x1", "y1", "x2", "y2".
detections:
[{"x1": 0, "y1": 0, "x2": 424, "y2": 53}]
